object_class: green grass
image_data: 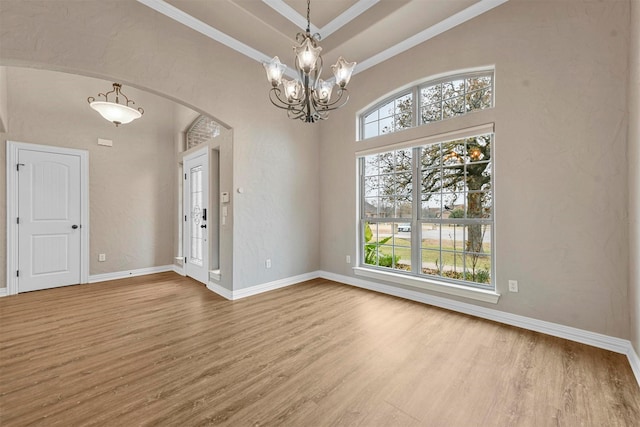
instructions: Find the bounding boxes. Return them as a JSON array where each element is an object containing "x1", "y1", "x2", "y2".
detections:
[{"x1": 373, "y1": 237, "x2": 491, "y2": 271}]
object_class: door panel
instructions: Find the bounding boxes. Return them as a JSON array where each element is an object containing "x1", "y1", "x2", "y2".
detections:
[
  {"x1": 18, "y1": 149, "x2": 81, "y2": 292},
  {"x1": 184, "y1": 150, "x2": 209, "y2": 284}
]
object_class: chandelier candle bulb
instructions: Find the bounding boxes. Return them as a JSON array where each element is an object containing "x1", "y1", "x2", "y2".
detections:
[{"x1": 262, "y1": 0, "x2": 356, "y2": 123}]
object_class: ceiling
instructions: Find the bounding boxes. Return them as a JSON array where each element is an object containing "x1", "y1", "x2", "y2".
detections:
[{"x1": 137, "y1": 0, "x2": 508, "y2": 77}]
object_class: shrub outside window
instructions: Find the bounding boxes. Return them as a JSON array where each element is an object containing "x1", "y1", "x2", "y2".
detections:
[{"x1": 360, "y1": 133, "x2": 494, "y2": 290}]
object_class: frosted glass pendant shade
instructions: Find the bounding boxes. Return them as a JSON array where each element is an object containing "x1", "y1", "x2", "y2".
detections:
[
  {"x1": 87, "y1": 83, "x2": 144, "y2": 127},
  {"x1": 332, "y1": 56, "x2": 356, "y2": 88},
  {"x1": 263, "y1": 56, "x2": 286, "y2": 86},
  {"x1": 294, "y1": 37, "x2": 322, "y2": 74},
  {"x1": 89, "y1": 101, "x2": 142, "y2": 126}
]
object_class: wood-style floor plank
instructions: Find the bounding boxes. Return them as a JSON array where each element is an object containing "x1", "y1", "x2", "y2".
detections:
[{"x1": 0, "y1": 272, "x2": 638, "y2": 426}]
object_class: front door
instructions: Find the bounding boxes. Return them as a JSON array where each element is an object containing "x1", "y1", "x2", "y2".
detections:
[
  {"x1": 183, "y1": 149, "x2": 209, "y2": 284},
  {"x1": 18, "y1": 149, "x2": 82, "y2": 292}
]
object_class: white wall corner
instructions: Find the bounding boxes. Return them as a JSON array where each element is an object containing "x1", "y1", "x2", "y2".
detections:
[{"x1": 206, "y1": 281, "x2": 233, "y2": 300}]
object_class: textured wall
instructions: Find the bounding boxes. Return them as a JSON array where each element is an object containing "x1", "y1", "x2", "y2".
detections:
[
  {"x1": 0, "y1": 0, "x2": 321, "y2": 291},
  {"x1": 0, "y1": 66, "x2": 7, "y2": 132},
  {"x1": 319, "y1": 0, "x2": 631, "y2": 338},
  {"x1": 1, "y1": 68, "x2": 176, "y2": 276},
  {"x1": 628, "y1": 0, "x2": 640, "y2": 355}
]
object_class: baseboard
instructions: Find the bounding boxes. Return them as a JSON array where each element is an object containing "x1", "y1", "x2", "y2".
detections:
[
  {"x1": 206, "y1": 281, "x2": 233, "y2": 300},
  {"x1": 318, "y1": 271, "x2": 632, "y2": 354},
  {"x1": 88, "y1": 265, "x2": 174, "y2": 283},
  {"x1": 0, "y1": 287, "x2": 7, "y2": 297},
  {"x1": 230, "y1": 271, "x2": 321, "y2": 300},
  {"x1": 628, "y1": 346, "x2": 640, "y2": 388}
]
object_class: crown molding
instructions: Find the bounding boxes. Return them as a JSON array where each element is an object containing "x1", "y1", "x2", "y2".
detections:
[{"x1": 136, "y1": 0, "x2": 510, "y2": 78}]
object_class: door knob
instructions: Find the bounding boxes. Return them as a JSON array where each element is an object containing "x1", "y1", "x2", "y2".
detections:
[
  {"x1": 72, "y1": 224, "x2": 79, "y2": 229},
  {"x1": 200, "y1": 224, "x2": 207, "y2": 228}
]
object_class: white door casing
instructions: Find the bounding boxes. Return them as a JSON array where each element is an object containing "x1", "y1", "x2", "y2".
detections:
[
  {"x1": 6, "y1": 141, "x2": 89, "y2": 295},
  {"x1": 183, "y1": 148, "x2": 209, "y2": 284}
]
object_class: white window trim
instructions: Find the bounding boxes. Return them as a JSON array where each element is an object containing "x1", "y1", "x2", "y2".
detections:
[
  {"x1": 358, "y1": 68, "x2": 495, "y2": 141},
  {"x1": 355, "y1": 123, "x2": 497, "y2": 302},
  {"x1": 353, "y1": 266, "x2": 500, "y2": 304}
]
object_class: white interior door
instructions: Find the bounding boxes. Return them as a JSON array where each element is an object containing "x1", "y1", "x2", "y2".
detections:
[
  {"x1": 183, "y1": 149, "x2": 209, "y2": 284},
  {"x1": 18, "y1": 149, "x2": 82, "y2": 292}
]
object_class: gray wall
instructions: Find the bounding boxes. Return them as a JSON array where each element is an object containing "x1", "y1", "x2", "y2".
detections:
[
  {"x1": 0, "y1": 0, "x2": 321, "y2": 291},
  {"x1": 319, "y1": 0, "x2": 631, "y2": 338},
  {"x1": 628, "y1": 0, "x2": 640, "y2": 355},
  {"x1": 0, "y1": 68, "x2": 176, "y2": 276}
]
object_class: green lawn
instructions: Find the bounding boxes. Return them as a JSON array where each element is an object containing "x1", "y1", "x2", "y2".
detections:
[{"x1": 374, "y1": 237, "x2": 491, "y2": 271}]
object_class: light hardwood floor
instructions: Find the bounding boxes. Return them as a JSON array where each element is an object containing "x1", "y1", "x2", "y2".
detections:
[{"x1": 1, "y1": 272, "x2": 638, "y2": 426}]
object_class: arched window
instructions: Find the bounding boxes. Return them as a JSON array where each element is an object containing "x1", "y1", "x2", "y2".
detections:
[
  {"x1": 186, "y1": 115, "x2": 222, "y2": 150},
  {"x1": 360, "y1": 70, "x2": 494, "y2": 140}
]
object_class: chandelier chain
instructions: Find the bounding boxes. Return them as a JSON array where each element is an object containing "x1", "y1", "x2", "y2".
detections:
[{"x1": 306, "y1": 0, "x2": 311, "y2": 33}]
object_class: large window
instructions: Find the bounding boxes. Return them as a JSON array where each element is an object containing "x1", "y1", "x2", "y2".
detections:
[
  {"x1": 361, "y1": 71, "x2": 493, "y2": 140},
  {"x1": 360, "y1": 132, "x2": 494, "y2": 290}
]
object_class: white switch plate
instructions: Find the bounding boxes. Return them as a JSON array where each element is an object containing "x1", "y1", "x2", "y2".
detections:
[
  {"x1": 508, "y1": 280, "x2": 518, "y2": 292},
  {"x1": 97, "y1": 138, "x2": 113, "y2": 147},
  {"x1": 98, "y1": 253, "x2": 106, "y2": 262},
  {"x1": 346, "y1": 255, "x2": 351, "y2": 264}
]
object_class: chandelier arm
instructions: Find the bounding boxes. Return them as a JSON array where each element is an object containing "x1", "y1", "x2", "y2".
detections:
[
  {"x1": 268, "y1": 88, "x2": 305, "y2": 111},
  {"x1": 315, "y1": 89, "x2": 350, "y2": 111}
]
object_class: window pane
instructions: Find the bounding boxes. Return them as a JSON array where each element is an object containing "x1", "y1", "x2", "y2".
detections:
[
  {"x1": 464, "y1": 162, "x2": 491, "y2": 191},
  {"x1": 466, "y1": 224, "x2": 491, "y2": 255},
  {"x1": 422, "y1": 103, "x2": 442, "y2": 123},
  {"x1": 364, "y1": 121, "x2": 379, "y2": 139},
  {"x1": 466, "y1": 192, "x2": 492, "y2": 218},
  {"x1": 379, "y1": 116, "x2": 394, "y2": 134},
  {"x1": 421, "y1": 84, "x2": 442, "y2": 105},
  {"x1": 464, "y1": 252, "x2": 491, "y2": 284},
  {"x1": 395, "y1": 149, "x2": 412, "y2": 172},
  {"x1": 443, "y1": 96, "x2": 465, "y2": 118},
  {"x1": 379, "y1": 197, "x2": 394, "y2": 218},
  {"x1": 442, "y1": 141, "x2": 465, "y2": 166},
  {"x1": 466, "y1": 76, "x2": 492, "y2": 92},
  {"x1": 364, "y1": 197, "x2": 379, "y2": 217},
  {"x1": 364, "y1": 176, "x2": 379, "y2": 197},
  {"x1": 363, "y1": 222, "x2": 379, "y2": 266},
  {"x1": 442, "y1": 192, "x2": 464, "y2": 213},
  {"x1": 466, "y1": 88, "x2": 492, "y2": 111},
  {"x1": 395, "y1": 173, "x2": 412, "y2": 196},
  {"x1": 364, "y1": 110, "x2": 378, "y2": 123},
  {"x1": 421, "y1": 249, "x2": 441, "y2": 276},
  {"x1": 380, "y1": 101, "x2": 394, "y2": 119},
  {"x1": 393, "y1": 224, "x2": 411, "y2": 271},
  {"x1": 421, "y1": 143, "x2": 442, "y2": 170},
  {"x1": 442, "y1": 79, "x2": 464, "y2": 99},
  {"x1": 441, "y1": 223, "x2": 465, "y2": 252},
  {"x1": 364, "y1": 155, "x2": 378, "y2": 176},
  {"x1": 441, "y1": 250, "x2": 465, "y2": 280},
  {"x1": 396, "y1": 199, "x2": 412, "y2": 218},
  {"x1": 395, "y1": 94, "x2": 413, "y2": 130},
  {"x1": 379, "y1": 173, "x2": 395, "y2": 196}
]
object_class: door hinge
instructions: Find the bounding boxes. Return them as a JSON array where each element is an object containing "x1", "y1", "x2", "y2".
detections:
[
  {"x1": 16, "y1": 163, "x2": 25, "y2": 171},
  {"x1": 185, "y1": 215, "x2": 187, "y2": 222},
  {"x1": 184, "y1": 257, "x2": 187, "y2": 263},
  {"x1": 16, "y1": 270, "x2": 19, "y2": 277},
  {"x1": 184, "y1": 173, "x2": 187, "y2": 180},
  {"x1": 16, "y1": 217, "x2": 19, "y2": 224}
]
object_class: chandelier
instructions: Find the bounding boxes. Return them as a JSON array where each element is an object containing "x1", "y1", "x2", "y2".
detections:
[
  {"x1": 263, "y1": 0, "x2": 356, "y2": 123},
  {"x1": 88, "y1": 83, "x2": 144, "y2": 126}
]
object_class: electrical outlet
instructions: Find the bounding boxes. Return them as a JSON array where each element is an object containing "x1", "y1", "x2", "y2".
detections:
[
  {"x1": 98, "y1": 253, "x2": 106, "y2": 262},
  {"x1": 508, "y1": 280, "x2": 518, "y2": 292},
  {"x1": 265, "y1": 259, "x2": 271, "y2": 269},
  {"x1": 346, "y1": 255, "x2": 351, "y2": 264}
]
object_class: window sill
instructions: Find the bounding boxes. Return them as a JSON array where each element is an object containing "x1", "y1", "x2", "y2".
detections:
[{"x1": 352, "y1": 267, "x2": 500, "y2": 304}]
